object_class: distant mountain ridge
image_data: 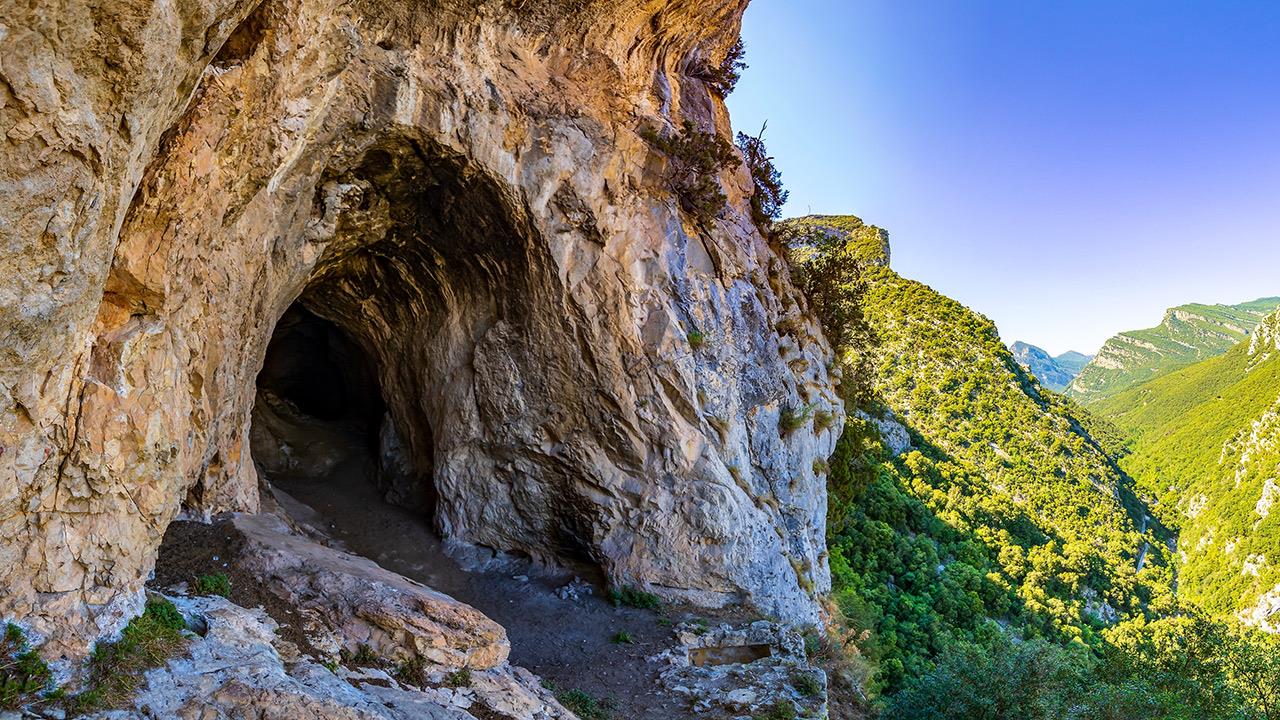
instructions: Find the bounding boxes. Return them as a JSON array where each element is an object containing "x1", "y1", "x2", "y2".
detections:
[
  {"x1": 1009, "y1": 341, "x2": 1092, "y2": 392},
  {"x1": 1067, "y1": 297, "x2": 1280, "y2": 403}
]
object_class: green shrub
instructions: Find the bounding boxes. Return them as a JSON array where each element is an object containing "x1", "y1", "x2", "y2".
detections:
[
  {"x1": 193, "y1": 573, "x2": 231, "y2": 598},
  {"x1": 1, "y1": 623, "x2": 53, "y2": 710},
  {"x1": 65, "y1": 598, "x2": 187, "y2": 714},
  {"x1": 608, "y1": 586, "x2": 663, "y2": 610},
  {"x1": 555, "y1": 688, "x2": 613, "y2": 720},
  {"x1": 687, "y1": 329, "x2": 707, "y2": 349},
  {"x1": 444, "y1": 668, "x2": 471, "y2": 688},
  {"x1": 641, "y1": 120, "x2": 741, "y2": 231},
  {"x1": 610, "y1": 630, "x2": 633, "y2": 645},
  {"x1": 694, "y1": 38, "x2": 747, "y2": 97},
  {"x1": 737, "y1": 124, "x2": 789, "y2": 229}
]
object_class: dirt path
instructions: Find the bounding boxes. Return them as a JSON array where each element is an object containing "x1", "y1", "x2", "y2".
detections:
[{"x1": 266, "y1": 425, "x2": 729, "y2": 720}]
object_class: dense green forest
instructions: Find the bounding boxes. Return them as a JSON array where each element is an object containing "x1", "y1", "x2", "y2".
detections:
[
  {"x1": 780, "y1": 216, "x2": 1280, "y2": 719},
  {"x1": 1091, "y1": 312, "x2": 1280, "y2": 624}
]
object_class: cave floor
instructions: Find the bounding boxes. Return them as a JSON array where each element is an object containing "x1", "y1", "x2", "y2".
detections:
[{"x1": 264, "y1": 430, "x2": 738, "y2": 720}]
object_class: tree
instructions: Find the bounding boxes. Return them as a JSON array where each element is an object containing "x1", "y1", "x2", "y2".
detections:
[
  {"x1": 736, "y1": 123, "x2": 789, "y2": 229},
  {"x1": 641, "y1": 120, "x2": 741, "y2": 230},
  {"x1": 696, "y1": 38, "x2": 747, "y2": 97}
]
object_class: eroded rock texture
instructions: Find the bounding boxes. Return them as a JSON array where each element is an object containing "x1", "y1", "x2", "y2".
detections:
[{"x1": 1, "y1": 0, "x2": 841, "y2": 657}]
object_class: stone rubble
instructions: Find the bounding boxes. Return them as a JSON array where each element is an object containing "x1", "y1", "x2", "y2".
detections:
[{"x1": 650, "y1": 621, "x2": 828, "y2": 719}]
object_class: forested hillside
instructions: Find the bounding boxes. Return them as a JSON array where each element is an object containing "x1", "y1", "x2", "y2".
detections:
[
  {"x1": 782, "y1": 215, "x2": 1280, "y2": 719},
  {"x1": 1068, "y1": 298, "x2": 1280, "y2": 403},
  {"x1": 1095, "y1": 311, "x2": 1280, "y2": 627}
]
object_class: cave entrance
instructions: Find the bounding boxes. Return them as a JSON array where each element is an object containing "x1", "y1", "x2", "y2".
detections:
[{"x1": 251, "y1": 303, "x2": 437, "y2": 524}]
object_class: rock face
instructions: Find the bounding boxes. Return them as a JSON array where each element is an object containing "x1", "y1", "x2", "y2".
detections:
[{"x1": 1, "y1": 0, "x2": 840, "y2": 657}]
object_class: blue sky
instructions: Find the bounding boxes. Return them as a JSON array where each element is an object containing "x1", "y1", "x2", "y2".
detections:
[{"x1": 728, "y1": 0, "x2": 1280, "y2": 356}]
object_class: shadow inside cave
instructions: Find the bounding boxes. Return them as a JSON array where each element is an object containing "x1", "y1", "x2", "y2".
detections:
[{"x1": 250, "y1": 302, "x2": 438, "y2": 524}]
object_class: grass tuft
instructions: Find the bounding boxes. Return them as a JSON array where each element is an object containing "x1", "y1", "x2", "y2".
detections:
[
  {"x1": 608, "y1": 586, "x2": 663, "y2": 611},
  {"x1": 555, "y1": 687, "x2": 614, "y2": 720},
  {"x1": 779, "y1": 404, "x2": 814, "y2": 434},
  {"x1": 193, "y1": 573, "x2": 231, "y2": 598},
  {"x1": 1, "y1": 623, "x2": 53, "y2": 710},
  {"x1": 65, "y1": 597, "x2": 187, "y2": 715}
]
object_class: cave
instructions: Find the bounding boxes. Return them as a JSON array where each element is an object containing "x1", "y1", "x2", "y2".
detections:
[
  {"x1": 250, "y1": 302, "x2": 437, "y2": 522},
  {"x1": 245, "y1": 133, "x2": 587, "y2": 562}
]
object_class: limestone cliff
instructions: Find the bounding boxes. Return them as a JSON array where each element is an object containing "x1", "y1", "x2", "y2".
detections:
[{"x1": 0, "y1": 0, "x2": 840, "y2": 660}]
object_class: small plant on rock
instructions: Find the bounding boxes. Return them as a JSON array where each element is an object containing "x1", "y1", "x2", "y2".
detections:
[
  {"x1": 707, "y1": 414, "x2": 730, "y2": 440},
  {"x1": 791, "y1": 670, "x2": 823, "y2": 698},
  {"x1": 194, "y1": 572, "x2": 231, "y2": 598},
  {"x1": 640, "y1": 120, "x2": 742, "y2": 231},
  {"x1": 779, "y1": 404, "x2": 814, "y2": 434},
  {"x1": 1, "y1": 623, "x2": 53, "y2": 710},
  {"x1": 555, "y1": 688, "x2": 614, "y2": 720},
  {"x1": 608, "y1": 586, "x2": 663, "y2": 611},
  {"x1": 444, "y1": 668, "x2": 472, "y2": 688},
  {"x1": 65, "y1": 597, "x2": 187, "y2": 714},
  {"x1": 351, "y1": 644, "x2": 381, "y2": 667},
  {"x1": 687, "y1": 329, "x2": 707, "y2": 350},
  {"x1": 753, "y1": 699, "x2": 800, "y2": 720},
  {"x1": 394, "y1": 656, "x2": 426, "y2": 686}
]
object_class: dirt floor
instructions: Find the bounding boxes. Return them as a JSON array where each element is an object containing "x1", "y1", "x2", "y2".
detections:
[{"x1": 154, "y1": 414, "x2": 749, "y2": 720}]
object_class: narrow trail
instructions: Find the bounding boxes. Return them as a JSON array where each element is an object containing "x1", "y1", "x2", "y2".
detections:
[
  {"x1": 1136, "y1": 514, "x2": 1150, "y2": 572},
  {"x1": 266, "y1": 422, "x2": 728, "y2": 720}
]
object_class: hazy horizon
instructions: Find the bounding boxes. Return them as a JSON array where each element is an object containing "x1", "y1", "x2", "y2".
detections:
[{"x1": 728, "y1": 0, "x2": 1280, "y2": 357}]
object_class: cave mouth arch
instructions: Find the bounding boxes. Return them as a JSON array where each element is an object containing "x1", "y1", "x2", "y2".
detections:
[{"x1": 245, "y1": 132, "x2": 602, "y2": 570}]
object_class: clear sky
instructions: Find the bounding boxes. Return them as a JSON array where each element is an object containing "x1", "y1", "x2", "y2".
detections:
[{"x1": 728, "y1": 0, "x2": 1280, "y2": 356}]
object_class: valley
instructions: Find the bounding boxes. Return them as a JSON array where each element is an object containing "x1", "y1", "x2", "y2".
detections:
[{"x1": 781, "y1": 215, "x2": 1280, "y2": 718}]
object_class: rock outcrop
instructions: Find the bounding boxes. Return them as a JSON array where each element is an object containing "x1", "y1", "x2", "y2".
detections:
[
  {"x1": 229, "y1": 513, "x2": 511, "y2": 670},
  {"x1": 1, "y1": 0, "x2": 840, "y2": 658},
  {"x1": 81, "y1": 593, "x2": 572, "y2": 719}
]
